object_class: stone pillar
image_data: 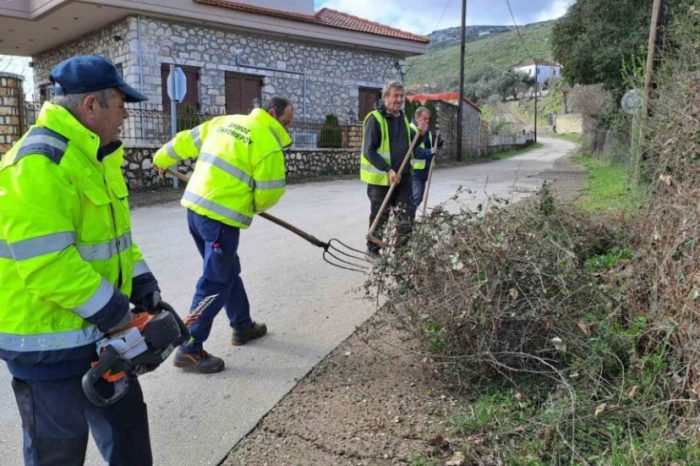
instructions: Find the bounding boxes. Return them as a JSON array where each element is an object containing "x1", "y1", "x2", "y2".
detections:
[{"x1": 0, "y1": 72, "x2": 25, "y2": 156}]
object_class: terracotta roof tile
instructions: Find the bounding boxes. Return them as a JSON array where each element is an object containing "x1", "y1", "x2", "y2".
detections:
[
  {"x1": 194, "y1": 0, "x2": 429, "y2": 44},
  {"x1": 315, "y1": 8, "x2": 429, "y2": 44},
  {"x1": 408, "y1": 92, "x2": 481, "y2": 113}
]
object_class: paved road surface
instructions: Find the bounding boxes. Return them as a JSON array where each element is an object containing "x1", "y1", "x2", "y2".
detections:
[{"x1": 0, "y1": 137, "x2": 574, "y2": 465}]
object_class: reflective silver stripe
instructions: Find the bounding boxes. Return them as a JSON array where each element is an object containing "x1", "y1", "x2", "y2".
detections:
[
  {"x1": 73, "y1": 278, "x2": 114, "y2": 318},
  {"x1": 182, "y1": 190, "x2": 253, "y2": 226},
  {"x1": 77, "y1": 232, "x2": 132, "y2": 261},
  {"x1": 0, "y1": 326, "x2": 103, "y2": 352},
  {"x1": 165, "y1": 141, "x2": 181, "y2": 160},
  {"x1": 255, "y1": 179, "x2": 286, "y2": 190},
  {"x1": 24, "y1": 134, "x2": 68, "y2": 152},
  {"x1": 8, "y1": 231, "x2": 76, "y2": 260},
  {"x1": 360, "y1": 161, "x2": 387, "y2": 175},
  {"x1": 198, "y1": 152, "x2": 254, "y2": 188},
  {"x1": 269, "y1": 129, "x2": 283, "y2": 150},
  {"x1": 191, "y1": 126, "x2": 202, "y2": 151},
  {"x1": 132, "y1": 260, "x2": 151, "y2": 277},
  {"x1": 0, "y1": 240, "x2": 10, "y2": 259}
]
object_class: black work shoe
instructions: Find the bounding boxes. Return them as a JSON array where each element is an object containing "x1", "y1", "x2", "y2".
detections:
[
  {"x1": 173, "y1": 348, "x2": 225, "y2": 374},
  {"x1": 231, "y1": 322, "x2": 267, "y2": 346}
]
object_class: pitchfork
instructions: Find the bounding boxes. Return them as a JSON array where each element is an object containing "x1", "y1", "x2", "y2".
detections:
[{"x1": 162, "y1": 168, "x2": 371, "y2": 273}]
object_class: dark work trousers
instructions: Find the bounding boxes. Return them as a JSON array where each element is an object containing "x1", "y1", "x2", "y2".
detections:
[
  {"x1": 11, "y1": 375, "x2": 151, "y2": 466},
  {"x1": 185, "y1": 209, "x2": 251, "y2": 352},
  {"x1": 412, "y1": 176, "x2": 427, "y2": 216},
  {"x1": 366, "y1": 177, "x2": 414, "y2": 253}
]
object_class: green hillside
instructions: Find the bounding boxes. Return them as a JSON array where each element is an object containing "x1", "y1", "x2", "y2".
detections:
[{"x1": 405, "y1": 21, "x2": 555, "y2": 91}]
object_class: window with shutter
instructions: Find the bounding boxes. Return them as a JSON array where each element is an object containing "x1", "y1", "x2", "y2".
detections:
[
  {"x1": 225, "y1": 72, "x2": 262, "y2": 114},
  {"x1": 161, "y1": 64, "x2": 200, "y2": 113}
]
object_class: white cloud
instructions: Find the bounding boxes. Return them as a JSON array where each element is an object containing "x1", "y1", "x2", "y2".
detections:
[
  {"x1": 316, "y1": 0, "x2": 576, "y2": 35},
  {"x1": 535, "y1": 0, "x2": 575, "y2": 22}
]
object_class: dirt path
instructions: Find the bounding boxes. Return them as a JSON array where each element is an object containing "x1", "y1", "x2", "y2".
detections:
[{"x1": 219, "y1": 151, "x2": 586, "y2": 466}]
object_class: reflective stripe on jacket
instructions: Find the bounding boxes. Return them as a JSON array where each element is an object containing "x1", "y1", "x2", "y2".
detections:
[
  {"x1": 154, "y1": 108, "x2": 291, "y2": 228},
  {"x1": 0, "y1": 102, "x2": 150, "y2": 365},
  {"x1": 360, "y1": 110, "x2": 411, "y2": 186},
  {"x1": 409, "y1": 122, "x2": 434, "y2": 171}
]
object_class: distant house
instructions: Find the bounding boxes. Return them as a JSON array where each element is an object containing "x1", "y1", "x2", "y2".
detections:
[
  {"x1": 514, "y1": 58, "x2": 561, "y2": 86},
  {"x1": 407, "y1": 92, "x2": 482, "y2": 159},
  {"x1": 0, "y1": 0, "x2": 428, "y2": 145}
]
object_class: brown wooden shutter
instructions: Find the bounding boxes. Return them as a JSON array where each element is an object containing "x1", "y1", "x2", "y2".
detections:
[
  {"x1": 161, "y1": 64, "x2": 200, "y2": 112},
  {"x1": 225, "y1": 72, "x2": 261, "y2": 114}
]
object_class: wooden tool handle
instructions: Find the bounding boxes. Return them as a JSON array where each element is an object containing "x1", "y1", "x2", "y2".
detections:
[{"x1": 367, "y1": 132, "x2": 421, "y2": 238}]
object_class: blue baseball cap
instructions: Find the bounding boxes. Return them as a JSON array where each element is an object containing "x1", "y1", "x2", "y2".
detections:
[{"x1": 49, "y1": 55, "x2": 147, "y2": 103}]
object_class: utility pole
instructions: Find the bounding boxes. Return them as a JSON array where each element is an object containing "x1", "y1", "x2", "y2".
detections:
[
  {"x1": 456, "y1": 0, "x2": 467, "y2": 161},
  {"x1": 533, "y1": 63, "x2": 538, "y2": 143},
  {"x1": 643, "y1": 0, "x2": 664, "y2": 116}
]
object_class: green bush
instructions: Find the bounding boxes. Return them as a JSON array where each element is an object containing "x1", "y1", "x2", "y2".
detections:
[{"x1": 318, "y1": 114, "x2": 342, "y2": 148}]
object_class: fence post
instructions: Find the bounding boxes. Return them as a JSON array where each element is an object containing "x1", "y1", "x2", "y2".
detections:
[{"x1": 0, "y1": 72, "x2": 25, "y2": 157}]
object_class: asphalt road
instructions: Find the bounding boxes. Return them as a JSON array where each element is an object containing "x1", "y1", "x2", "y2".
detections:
[{"x1": 0, "y1": 137, "x2": 575, "y2": 466}]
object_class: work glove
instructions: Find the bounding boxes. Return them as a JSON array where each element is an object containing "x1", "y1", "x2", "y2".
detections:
[
  {"x1": 430, "y1": 148, "x2": 437, "y2": 155},
  {"x1": 133, "y1": 291, "x2": 168, "y2": 314}
]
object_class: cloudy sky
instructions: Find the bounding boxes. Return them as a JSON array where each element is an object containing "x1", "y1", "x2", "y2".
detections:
[
  {"x1": 314, "y1": 0, "x2": 575, "y2": 35},
  {"x1": 3, "y1": 1, "x2": 575, "y2": 97}
]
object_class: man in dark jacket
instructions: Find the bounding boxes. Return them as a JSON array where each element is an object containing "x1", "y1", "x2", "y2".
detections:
[
  {"x1": 359, "y1": 81, "x2": 426, "y2": 255},
  {"x1": 410, "y1": 106, "x2": 443, "y2": 215}
]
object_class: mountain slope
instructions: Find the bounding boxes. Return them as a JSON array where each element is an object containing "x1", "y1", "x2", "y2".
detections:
[{"x1": 406, "y1": 21, "x2": 555, "y2": 91}]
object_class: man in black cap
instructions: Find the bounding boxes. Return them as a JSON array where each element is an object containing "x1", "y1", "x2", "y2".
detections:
[{"x1": 0, "y1": 55, "x2": 167, "y2": 465}]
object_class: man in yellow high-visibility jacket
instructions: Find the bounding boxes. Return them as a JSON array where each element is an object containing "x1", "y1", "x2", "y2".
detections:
[
  {"x1": 0, "y1": 55, "x2": 166, "y2": 465},
  {"x1": 360, "y1": 81, "x2": 425, "y2": 255},
  {"x1": 154, "y1": 97, "x2": 293, "y2": 374}
]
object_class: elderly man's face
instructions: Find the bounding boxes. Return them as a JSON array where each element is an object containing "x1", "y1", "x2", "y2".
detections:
[
  {"x1": 415, "y1": 111, "x2": 430, "y2": 130},
  {"x1": 383, "y1": 88, "x2": 404, "y2": 115},
  {"x1": 276, "y1": 104, "x2": 294, "y2": 129},
  {"x1": 83, "y1": 90, "x2": 128, "y2": 147}
]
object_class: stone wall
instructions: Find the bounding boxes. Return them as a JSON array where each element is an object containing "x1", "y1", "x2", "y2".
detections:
[
  {"x1": 435, "y1": 100, "x2": 482, "y2": 161},
  {"x1": 0, "y1": 73, "x2": 25, "y2": 155},
  {"x1": 33, "y1": 15, "x2": 405, "y2": 124},
  {"x1": 122, "y1": 147, "x2": 359, "y2": 190},
  {"x1": 555, "y1": 113, "x2": 583, "y2": 134}
]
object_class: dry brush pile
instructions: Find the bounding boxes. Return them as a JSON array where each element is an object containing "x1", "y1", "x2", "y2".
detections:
[{"x1": 365, "y1": 8, "x2": 700, "y2": 456}]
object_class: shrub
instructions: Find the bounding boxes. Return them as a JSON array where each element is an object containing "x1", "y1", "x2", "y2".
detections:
[{"x1": 318, "y1": 114, "x2": 342, "y2": 148}]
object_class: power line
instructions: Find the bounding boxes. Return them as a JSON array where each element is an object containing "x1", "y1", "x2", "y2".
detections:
[
  {"x1": 401, "y1": 0, "x2": 453, "y2": 78},
  {"x1": 504, "y1": 0, "x2": 533, "y2": 59},
  {"x1": 504, "y1": 0, "x2": 538, "y2": 143}
]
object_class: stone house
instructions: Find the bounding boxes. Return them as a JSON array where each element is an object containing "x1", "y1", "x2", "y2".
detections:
[
  {"x1": 407, "y1": 92, "x2": 483, "y2": 159},
  {"x1": 0, "y1": 0, "x2": 428, "y2": 188},
  {"x1": 0, "y1": 0, "x2": 427, "y2": 142}
]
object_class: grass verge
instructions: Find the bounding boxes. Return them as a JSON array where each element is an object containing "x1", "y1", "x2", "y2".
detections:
[{"x1": 573, "y1": 154, "x2": 647, "y2": 215}]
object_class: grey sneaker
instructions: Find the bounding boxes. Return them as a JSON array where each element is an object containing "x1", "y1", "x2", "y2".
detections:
[
  {"x1": 173, "y1": 348, "x2": 225, "y2": 374},
  {"x1": 231, "y1": 322, "x2": 267, "y2": 346}
]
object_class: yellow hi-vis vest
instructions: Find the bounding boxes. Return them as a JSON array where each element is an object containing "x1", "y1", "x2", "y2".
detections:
[
  {"x1": 360, "y1": 110, "x2": 411, "y2": 186},
  {"x1": 0, "y1": 102, "x2": 150, "y2": 358},
  {"x1": 409, "y1": 123, "x2": 434, "y2": 172},
  {"x1": 154, "y1": 108, "x2": 291, "y2": 229}
]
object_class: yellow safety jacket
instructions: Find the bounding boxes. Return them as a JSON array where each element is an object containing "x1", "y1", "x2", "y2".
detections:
[
  {"x1": 360, "y1": 110, "x2": 411, "y2": 186},
  {"x1": 409, "y1": 122, "x2": 433, "y2": 172},
  {"x1": 0, "y1": 102, "x2": 151, "y2": 373},
  {"x1": 154, "y1": 108, "x2": 291, "y2": 228}
]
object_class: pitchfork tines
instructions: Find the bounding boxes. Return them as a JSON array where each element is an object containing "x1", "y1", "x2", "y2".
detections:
[{"x1": 258, "y1": 212, "x2": 371, "y2": 273}]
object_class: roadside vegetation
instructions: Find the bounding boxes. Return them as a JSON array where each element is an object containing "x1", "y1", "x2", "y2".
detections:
[{"x1": 369, "y1": 1, "x2": 700, "y2": 464}]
